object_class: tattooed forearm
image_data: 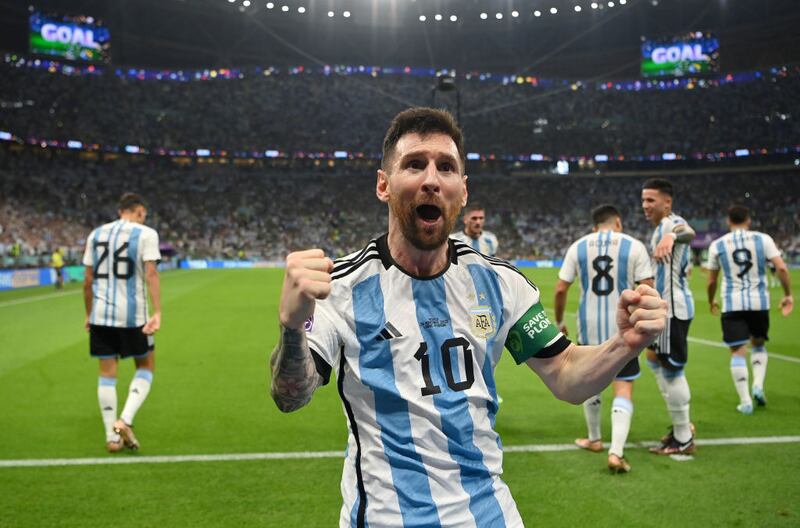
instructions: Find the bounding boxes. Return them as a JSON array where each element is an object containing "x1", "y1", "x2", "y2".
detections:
[
  {"x1": 270, "y1": 326, "x2": 323, "y2": 413},
  {"x1": 673, "y1": 224, "x2": 695, "y2": 244}
]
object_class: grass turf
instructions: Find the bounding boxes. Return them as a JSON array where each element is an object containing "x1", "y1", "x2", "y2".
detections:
[{"x1": 0, "y1": 268, "x2": 798, "y2": 527}]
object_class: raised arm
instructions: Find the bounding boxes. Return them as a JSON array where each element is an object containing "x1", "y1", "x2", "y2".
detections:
[
  {"x1": 654, "y1": 220, "x2": 696, "y2": 262},
  {"x1": 527, "y1": 284, "x2": 667, "y2": 404},
  {"x1": 270, "y1": 249, "x2": 333, "y2": 413},
  {"x1": 672, "y1": 221, "x2": 696, "y2": 244}
]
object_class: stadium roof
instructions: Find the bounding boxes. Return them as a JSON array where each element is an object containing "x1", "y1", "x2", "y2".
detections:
[{"x1": 1, "y1": 0, "x2": 799, "y2": 76}]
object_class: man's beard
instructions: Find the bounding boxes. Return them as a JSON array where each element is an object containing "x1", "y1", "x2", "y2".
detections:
[{"x1": 390, "y1": 195, "x2": 461, "y2": 251}]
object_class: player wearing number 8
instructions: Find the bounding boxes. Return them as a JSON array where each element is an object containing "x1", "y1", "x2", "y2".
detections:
[
  {"x1": 555, "y1": 205, "x2": 654, "y2": 473},
  {"x1": 269, "y1": 108, "x2": 668, "y2": 527},
  {"x1": 706, "y1": 205, "x2": 793, "y2": 414},
  {"x1": 82, "y1": 193, "x2": 161, "y2": 453}
]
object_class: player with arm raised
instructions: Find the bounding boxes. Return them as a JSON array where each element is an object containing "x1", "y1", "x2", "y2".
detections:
[
  {"x1": 641, "y1": 178, "x2": 697, "y2": 455},
  {"x1": 83, "y1": 193, "x2": 161, "y2": 453},
  {"x1": 450, "y1": 202, "x2": 499, "y2": 256},
  {"x1": 706, "y1": 205, "x2": 793, "y2": 413},
  {"x1": 269, "y1": 107, "x2": 666, "y2": 527},
  {"x1": 555, "y1": 204, "x2": 654, "y2": 473}
]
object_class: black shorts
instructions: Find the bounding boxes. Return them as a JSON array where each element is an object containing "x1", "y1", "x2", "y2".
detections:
[
  {"x1": 90, "y1": 325, "x2": 154, "y2": 359},
  {"x1": 721, "y1": 311, "x2": 769, "y2": 346},
  {"x1": 615, "y1": 357, "x2": 641, "y2": 381},
  {"x1": 652, "y1": 317, "x2": 691, "y2": 371}
]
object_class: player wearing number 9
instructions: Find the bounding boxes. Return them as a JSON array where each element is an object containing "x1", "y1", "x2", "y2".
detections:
[
  {"x1": 706, "y1": 204, "x2": 793, "y2": 414},
  {"x1": 82, "y1": 193, "x2": 161, "y2": 453},
  {"x1": 269, "y1": 107, "x2": 667, "y2": 528}
]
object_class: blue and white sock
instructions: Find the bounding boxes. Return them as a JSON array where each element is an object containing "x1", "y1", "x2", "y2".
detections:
[
  {"x1": 730, "y1": 356, "x2": 751, "y2": 407},
  {"x1": 609, "y1": 396, "x2": 633, "y2": 458},
  {"x1": 97, "y1": 376, "x2": 119, "y2": 442},
  {"x1": 582, "y1": 394, "x2": 602, "y2": 441},
  {"x1": 750, "y1": 346, "x2": 768, "y2": 392},
  {"x1": 120, "y1": 369, "x2": 153, "y2": 426},
  {"x1": 663, "y1": 369, "x2": 692, "y2": 443}
]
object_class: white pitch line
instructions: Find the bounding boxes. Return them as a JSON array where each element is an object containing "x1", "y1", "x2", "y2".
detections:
[
  {"x1": 547, "y1": 308, "x2": 800, "y2": 365},
  {"x1": 2, "y1": 436, "x2": 799, "y2": 469},
  {"x1": 687, "y1": 337, "x2": 800, "y2": 364}
]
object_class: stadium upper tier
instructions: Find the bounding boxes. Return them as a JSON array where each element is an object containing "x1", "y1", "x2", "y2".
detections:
[{"x1": 1, "y1": 56, "x2": 798, "y2": 162}]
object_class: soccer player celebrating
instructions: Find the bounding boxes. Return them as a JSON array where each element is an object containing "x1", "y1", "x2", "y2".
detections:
[
  {"x1": 706, "y1": 205, "x2": 793, "y2": 413},
  {"x1": 641, "y1": 178, "x2": 697, "y2": 455},
  {"x1": 451, "y1": 202, "x2": 499, "y2": 256},
  {"x1": 555, "y1": 204, "x2": 654, "y2": 473},
  {"x1": 82, "y1": 193, "x2": 161, "y2": 453},
  {"x1": 270, "y1": 107, "x2": 667, "y2": 527}
]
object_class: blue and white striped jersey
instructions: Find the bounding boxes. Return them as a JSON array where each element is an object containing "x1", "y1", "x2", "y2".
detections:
[
  {"x1": 706, "y1": 229, "x2": 781, "y2": 313},
  {"x1": 82, "y1": 220, "x2": 161, "y2": 327},
  {"x1": 559, "y1": 230, "x2": 653, "y2": 345},
  {"x1": 650, "y1": 213, "x2": 695, "y2": 320},
  {"x1": 450, "y1": 230, "x2": 499, "y2": 256},
  {"x1": 306, "y1": 235, "x2": 568, "y2": 528}
]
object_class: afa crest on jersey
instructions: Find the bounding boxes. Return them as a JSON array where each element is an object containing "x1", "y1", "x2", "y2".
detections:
[{"x1": 469, "y1": 306, "x2": 496, "y2": 339}]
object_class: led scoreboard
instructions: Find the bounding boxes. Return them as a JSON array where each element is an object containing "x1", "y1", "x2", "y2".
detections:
[
  {"x1": 29, "y1": 12, "x2": 110, "y2": 63},
  {"x1": 641, "y1": 32, "x2": 719, "y2": 78}
]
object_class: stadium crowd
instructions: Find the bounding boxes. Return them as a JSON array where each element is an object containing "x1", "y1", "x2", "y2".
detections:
[
  {"x1": 1, "y1": 150, "x2": 798, "y2": 268},
  {"x1": 1, "y1": 61, "x2": 798, "y2": 157}
]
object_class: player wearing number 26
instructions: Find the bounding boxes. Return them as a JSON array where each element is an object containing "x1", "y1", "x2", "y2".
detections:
[
  {"x1": 706, "y1": 205, "x2": 793, "y2": 414},
  {"x1": 269, "y1": 107, "x2": 667, "y2": 528},
  {"x1": 82, "y1": 193, "x2": 161, "y2": 453}
]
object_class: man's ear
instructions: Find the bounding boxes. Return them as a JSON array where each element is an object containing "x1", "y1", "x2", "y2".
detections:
[{"x1": 376, "y1": 169, "x2": 390, "y2": 204}]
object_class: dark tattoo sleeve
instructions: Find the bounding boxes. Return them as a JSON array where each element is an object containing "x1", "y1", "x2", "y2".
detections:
[{"x1": 270, "y1": 326, "x2": 323, "y2": 413}]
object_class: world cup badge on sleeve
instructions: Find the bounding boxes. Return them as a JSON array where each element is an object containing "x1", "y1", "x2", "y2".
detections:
[{"x1": 470, "y1": 306, "x2": 496, "y2": 339}]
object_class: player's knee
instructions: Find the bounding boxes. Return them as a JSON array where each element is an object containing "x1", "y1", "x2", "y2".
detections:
[{"x1": 658, "y1": 355, "x2": 684, "y2": 373}]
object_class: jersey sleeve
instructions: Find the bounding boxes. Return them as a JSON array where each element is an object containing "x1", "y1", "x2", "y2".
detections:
[
  {"x1": 141, "y1": 229, "x2": 162, "y2": 262},
  {"x1": 499, "y1": 267, "x2": 570, "y2": 364},
  {"x1": 557, "y1": 242, "x2": 579, "y2": 283},
  {"x1": 705, "y1": 240, "x2": 720, "y2": 270},
  {"x1": 304, "y1": 296, "x2": 343, "y2": 385},
  {"x1": 762, "y1": 234, "x2": 781, "y2": 260},
  {"x1": 82, "y1": 230, "x2": 96, "y2": 267},
  {"x1": 632, "y1": 241, "x2": 654, "y2": 282},
  {"x1": 488, "y1": 233, "x2": 499, "y2": 255}
]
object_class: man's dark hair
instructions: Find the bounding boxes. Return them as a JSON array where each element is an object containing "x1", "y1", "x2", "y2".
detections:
[
  {"x1": 463, "y1": 202, "x2": 484, "y2": 215},
  {"x1": 728, "y1": 204, "x2": 750, "y2": 224},
  {"x1": 118, "y1": 192, "x2": 145, "y2": 211},
  {"x1": 591, "y1": 204, "x2": 621, "y2": 226},
  {"x1": 381, "y1": 107, "x2": 466, "y2": 173},
  {"x1": 642, "y1": 178, "x2": 673, "y2": 197}
]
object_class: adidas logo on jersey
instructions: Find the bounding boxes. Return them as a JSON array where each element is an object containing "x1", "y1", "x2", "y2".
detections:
[{"x1": 375, "y1": 322, "x2": 402, "y2": 342}]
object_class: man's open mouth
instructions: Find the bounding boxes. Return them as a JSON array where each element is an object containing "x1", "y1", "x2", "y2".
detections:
[{"x1": 416, "y1": 204, "x2": 443, "y2": 222}]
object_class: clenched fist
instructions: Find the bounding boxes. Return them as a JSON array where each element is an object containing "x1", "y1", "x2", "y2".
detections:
[
  {"x1": 279, "y1": 249, "x2": 334, "y2": 330},
  {"x1": 616, "y1": 284, "x2": 668, "y2": 352}
]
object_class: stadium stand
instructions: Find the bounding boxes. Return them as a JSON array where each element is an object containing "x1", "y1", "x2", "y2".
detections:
[{"x1": 1, "y1": 149, "x2": 797, "y2": 266}]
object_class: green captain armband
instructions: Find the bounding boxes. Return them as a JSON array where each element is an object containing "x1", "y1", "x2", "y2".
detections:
[{"x1": 505, "y1": 302, "x2": 569, "y2": 364}]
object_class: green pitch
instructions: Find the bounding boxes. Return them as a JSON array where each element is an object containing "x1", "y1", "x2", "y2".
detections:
[{"x1": 1, "y1": 269, "x2": 798, "y2": 527}]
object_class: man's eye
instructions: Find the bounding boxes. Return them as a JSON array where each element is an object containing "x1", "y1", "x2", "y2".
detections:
[
  {"x1": 408, "y1": 160, "x2": 423, "y2": 169},
  {"x1": 440, "y1": 163, "x2": 454, "y2": 172}
]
